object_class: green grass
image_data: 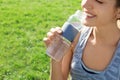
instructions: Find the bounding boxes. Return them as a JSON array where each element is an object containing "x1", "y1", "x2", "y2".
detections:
[{"x1": 0, "y1": 0, "x2": 81, "y2": 80}]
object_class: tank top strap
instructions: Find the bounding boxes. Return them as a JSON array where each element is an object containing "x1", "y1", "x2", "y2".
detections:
[
  {"x1": 103, "y1": 40, "x2": 120, "y2": 79},
  {"x1": 73, "y1": 26, "x2": 92, "y2": 57}
]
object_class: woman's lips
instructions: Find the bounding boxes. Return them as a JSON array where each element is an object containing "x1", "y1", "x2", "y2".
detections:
[{"x1": 84, "y1": 12, "x2": 96, "y2": 19}]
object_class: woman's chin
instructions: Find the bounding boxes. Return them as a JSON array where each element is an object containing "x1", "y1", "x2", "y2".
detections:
[
  {"x1": 82, "y1": 21, "x2": 95, "y2": 27},
  {"x1": 82, "y1": 22, "x2": 93, "y2": 27}
]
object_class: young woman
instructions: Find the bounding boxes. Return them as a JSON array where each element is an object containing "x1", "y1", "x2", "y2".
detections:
[{"x1": 43, "y1": 0, "x2": 120, "y2": 80}]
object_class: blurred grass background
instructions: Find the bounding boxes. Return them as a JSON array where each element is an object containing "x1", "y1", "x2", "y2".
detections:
[{"x1": 0, "y1": 0, "x2": 81, "y2": 79}]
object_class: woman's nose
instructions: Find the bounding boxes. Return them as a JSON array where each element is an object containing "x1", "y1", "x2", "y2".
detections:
[{"x1": 81, "y1": 0, "x2": 93, "y2": 10}]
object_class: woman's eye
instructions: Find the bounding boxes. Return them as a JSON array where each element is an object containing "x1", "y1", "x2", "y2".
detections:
[{"x1": 96, "y1": 0, "x2": 103, "y2": 4}]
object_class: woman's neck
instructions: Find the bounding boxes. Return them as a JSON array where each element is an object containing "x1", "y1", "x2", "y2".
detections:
[{"x1": 91, "y1": 24, "x2": 120, "y2": 46}]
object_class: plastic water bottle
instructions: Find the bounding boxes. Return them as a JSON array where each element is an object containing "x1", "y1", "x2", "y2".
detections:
[
  {"x1": 46, "y1": 10, "x2": 84, "y2": 61},
  {"x1": 62, "y1": 10, "x2": 84, "y2": 42}
]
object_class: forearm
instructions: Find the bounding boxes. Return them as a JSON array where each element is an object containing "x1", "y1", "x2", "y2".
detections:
[
  {"x1": 50, "y1": 45, "x2": 74, "y2": 80},
  {"x1": 50, "y1": 59, "x2": 65, "y2": 80}
]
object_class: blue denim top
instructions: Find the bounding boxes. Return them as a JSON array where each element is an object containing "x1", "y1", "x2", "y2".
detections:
[{"x1": 70, "y1": 26, "x2": 120, "y2": 80}]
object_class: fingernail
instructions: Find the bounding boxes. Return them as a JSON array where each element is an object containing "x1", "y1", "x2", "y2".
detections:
[{"x1": 58, "y1": 30, "x2": 62, "y2": 33}]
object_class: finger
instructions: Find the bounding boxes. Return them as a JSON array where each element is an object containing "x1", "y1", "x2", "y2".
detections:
[
  {"x1": 47, "y1": 32, "x2": 54, "y2": 38},
  {"x1": 56, "y1": 27, "x2": 62, "y2": 34},
  {"x1": 50, "y1": 27, "x2": 62, "y2": 34},
  {"x1": 50, "y1": 28, "x2": 56, "y2": 33},
  {"x1": 43, "y1": 37, "x2": 51, "y2": 47},
  {"x1": 56, "y1": 27, "x2": 61, "y2": 30}
]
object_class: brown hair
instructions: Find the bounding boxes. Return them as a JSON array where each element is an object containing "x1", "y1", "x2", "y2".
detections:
[{"x1": 116, "y1": 0, "x2": 120, "y2": 8}]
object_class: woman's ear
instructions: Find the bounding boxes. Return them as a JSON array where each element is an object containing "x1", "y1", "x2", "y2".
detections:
[{"x1": 116, "y1": 8, "x2": 120, "y2": 19}]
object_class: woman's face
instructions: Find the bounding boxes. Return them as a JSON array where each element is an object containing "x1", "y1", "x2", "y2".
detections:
[{"x1": 81, "y1": 0, "x2": 119, "y2": 27}]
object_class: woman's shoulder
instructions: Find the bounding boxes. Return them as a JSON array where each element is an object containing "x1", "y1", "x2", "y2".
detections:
[
  {"x1": 71, "y1": 26, "x2": 91, "y2": 51},
  {"x1": 79, "y1": 26, "x2": 93, "y2": 38}
]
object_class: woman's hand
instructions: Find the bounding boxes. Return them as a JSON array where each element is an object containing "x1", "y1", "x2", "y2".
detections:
[
  {"x1": 43, "y1": 27, "x2": 62, "y2": 47},
  {"x1": 43, "y1": 27, "x2": 65, "y2": 80}
]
